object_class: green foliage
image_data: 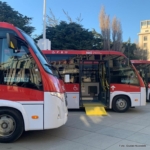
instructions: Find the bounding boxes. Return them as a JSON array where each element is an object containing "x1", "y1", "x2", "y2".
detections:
[
  {"x1": 0, "y1": 1, "x2": 35, "y2": 35},
  {"x1": 36, "y1": 21, "x2": 103, "y2": 50},
  {"x1": 123, "y1": 42, "x2": 148, "y2": 60}
]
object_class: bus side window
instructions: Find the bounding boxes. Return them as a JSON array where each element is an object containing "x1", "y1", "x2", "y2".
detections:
[{"x1": 45, "y1": 54, "x2": 80, "y2": 83}]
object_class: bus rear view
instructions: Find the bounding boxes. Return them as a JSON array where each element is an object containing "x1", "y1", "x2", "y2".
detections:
[{"x1": 0, "y1": 22, "x2": 68, "y2": 143}]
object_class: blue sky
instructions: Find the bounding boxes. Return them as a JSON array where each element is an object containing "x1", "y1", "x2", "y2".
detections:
[{"x1": 1, "y1": 0, "x2": 150, "y2": 43}]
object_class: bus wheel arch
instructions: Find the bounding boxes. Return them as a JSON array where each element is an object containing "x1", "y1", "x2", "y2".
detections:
[
  {"x1": 0, "y1": 107, "x2": 24, "y2": 143},
  {"x1": 112, "y1": 95, "x2": 131, "y2": 113}
]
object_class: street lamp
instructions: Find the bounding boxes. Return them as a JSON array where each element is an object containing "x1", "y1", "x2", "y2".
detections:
[
  {"x1": 43, "y1": 0, "x2": 46, "y2": 40},
  {"x1": 37, "y1": 0, "x2": 51, "y2": 50}
]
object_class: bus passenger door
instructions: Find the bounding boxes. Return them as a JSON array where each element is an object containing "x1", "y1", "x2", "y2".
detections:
[
  {"x1": 79, "y1": 60, "x2": 110, "y2": 106},
  {"x1": 99, "y1": 61, "x2": 110, "y2": 106}
]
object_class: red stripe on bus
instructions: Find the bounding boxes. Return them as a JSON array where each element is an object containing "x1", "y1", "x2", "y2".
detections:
[
  {"x1": 42, "y1": 50, "x2": 126, "y2": 57},
  {"x1": 65, "y1": 84, "x2": 80, "y2": 92},
  {"x1": 0, "y1": 85, "x2": 44, "y2": 101},
  {"x1": 110, "y1": 84, "x2": 141, "y2": 92}
]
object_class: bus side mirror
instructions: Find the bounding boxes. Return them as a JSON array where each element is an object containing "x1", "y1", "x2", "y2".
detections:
[
  {"x1": 64, "y1": 74, "x2": 70, "y2": 83},
  {"x1": 7, "y1": 33, "x2": 21, "y2": 51}
]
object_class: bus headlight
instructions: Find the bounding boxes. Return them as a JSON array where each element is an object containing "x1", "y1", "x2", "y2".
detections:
[{"x1": 50, "y1": 92, "x2": 64, "y2": 102}]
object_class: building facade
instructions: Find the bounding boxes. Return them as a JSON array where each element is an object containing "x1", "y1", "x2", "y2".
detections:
[{"x1": 138, "y1": 20, "x2": 150, "y2": 60}]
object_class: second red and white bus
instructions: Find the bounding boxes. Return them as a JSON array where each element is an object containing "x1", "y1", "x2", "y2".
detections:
[{"x1": 43, "y1": 50, "x2": 146, "y2": 113}]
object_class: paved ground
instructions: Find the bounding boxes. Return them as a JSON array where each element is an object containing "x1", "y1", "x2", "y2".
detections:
[{"x1": 2, "y1": 103, "x2": 150, "y2": 150}]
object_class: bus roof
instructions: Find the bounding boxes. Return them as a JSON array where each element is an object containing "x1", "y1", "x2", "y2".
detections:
[
  {"x1": 0, "y1": 22, "x2": 24, "y2": 39},
  {"x1": 0, "y1": 22, "x2": 15, "y2": 30},
  {"x1": 42, "y1": 50, "x2": 126, "y2": 57},
  {"x1": 131, "y1": 60, "x2": 150, "y2": 64},
  {"x1": 0, "y1": 22, "x2": 14, "y2": 26}
]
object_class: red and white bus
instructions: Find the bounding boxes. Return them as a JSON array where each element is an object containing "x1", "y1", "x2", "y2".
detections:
[
  {"x1": 0, "y1": 22, "x2": 68, "y2": 143},
  {"x1": 42, "y1": 50, "x2": 146, "y2": 113},
  {"x1": 131, "y1": 60, "x2": 150, "y2": 101}
]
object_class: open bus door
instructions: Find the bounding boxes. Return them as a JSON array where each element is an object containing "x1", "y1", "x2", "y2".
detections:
[{"x1": 79, "y1": 60, "x2": 110, "y2": 107}]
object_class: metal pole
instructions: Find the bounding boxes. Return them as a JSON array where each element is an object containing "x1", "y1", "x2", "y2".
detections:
[
  {"x1": 128, "y1": 43, "x2": 129, "y2": 59},
  {"x1": 43, "y1": 0, "x2": 46, "y2": 40},
  {"x1": 126, "y1": 43, "x2": 129, "y2": 64}
]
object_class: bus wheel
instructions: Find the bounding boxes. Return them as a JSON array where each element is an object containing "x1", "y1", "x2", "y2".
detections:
[
  {"x1": 112, "y1": 96, "x2": 130, "y2": 113},
  {"x1": 0, "y1": 108, "x2": 24, "y2": 143}
]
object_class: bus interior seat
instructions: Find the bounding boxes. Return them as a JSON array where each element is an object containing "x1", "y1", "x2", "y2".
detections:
[{"x1": 62, "y1": 60, "x2": 79, "y2": 74}]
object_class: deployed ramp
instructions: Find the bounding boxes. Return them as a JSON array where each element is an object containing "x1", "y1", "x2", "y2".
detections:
[{"x1": 83, "y1": 103, "x2": 107, "y2": 116}]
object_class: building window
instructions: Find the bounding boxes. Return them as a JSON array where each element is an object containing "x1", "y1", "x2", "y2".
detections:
[
  {"x1": 145, "y1": 30, "x2": 149, "y2": 32},
  {"x1": 143, "y1": 43, "x2": 147, "y2": 49},
  {"x1": 144, "y1": 36, "x2": 147, "y2": 41},
  {"x1": 141, "y1": 21, "x2": 147, "y2": 26},
  {"x1": 148, "y1": 21, "x2": 150, "y2": 25}
]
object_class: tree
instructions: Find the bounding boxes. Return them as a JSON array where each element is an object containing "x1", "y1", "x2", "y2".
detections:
[
  {"x1": 123, "y1": 41, "x2": 148, "y2": 60},
  {"x1": 92, "y1": 28, "x2": 103, "y2": 49},
  {"x1": 99, "y1": 6, "x2": 110, "y2": 50},
  {"x1": 112, "y1": 17, "x2": 123, "y2": 52},
  {"x1": 0, "y1": 1, "x2": 35, "y2": 35},
  {"x1": 62, "y1": 9, "x2": 73, "y2": 23},
  {"x1": 99, "y1": 6, "x2": 123, "y2": 51},
  {"x1": 47, "y1": 8, "x2": 59, "y2": 27},
  {"x1": 47, "y1": 8, "x2": 83, "y2": 27},
  {"x1": 123, "y1": 42, "x2": 137, "y2": 59},
  {"x1": 92, "y1": 28, "x2": 102, "y2": 39},
  {"x1": 134, "y1": 43, "x2": 148, "y2": 60},
  {"x1": 36, "y1": 21, "x2": 103, "y2": 50}
]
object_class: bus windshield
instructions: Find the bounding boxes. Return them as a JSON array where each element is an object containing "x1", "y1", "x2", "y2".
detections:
[
  {"x1": 131, "y1": 62, "x2": 150, "y2": 86},
  {"x1": 18, "y1": 29, "x2": 61, "y2": 79}
]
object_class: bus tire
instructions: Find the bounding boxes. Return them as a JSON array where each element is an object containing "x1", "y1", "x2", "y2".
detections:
[
  {"x1": 112, "y1": 96, "x2": 130, "y2": 113},
  {"x1": 0, "y1": 108, "x2": 24, "y2": 143}
]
